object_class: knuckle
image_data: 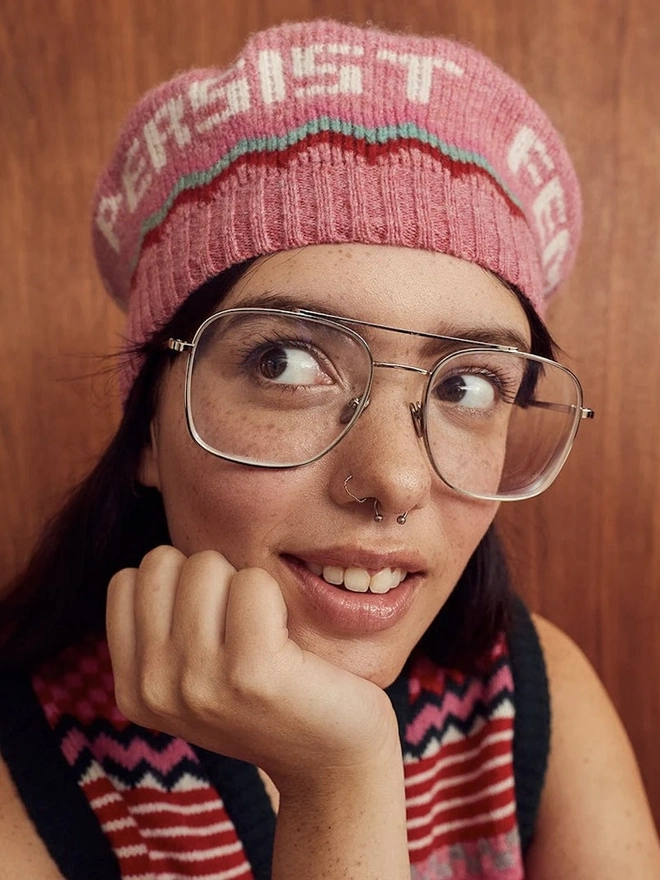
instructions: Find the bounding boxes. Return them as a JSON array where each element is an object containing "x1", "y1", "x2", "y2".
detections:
[
  {"x1": 107, "y1": 567, "x2": 136, "y2": 594},
  {"x1": 186, "y1": 549, "x2": 236, "y2": 578},
  {"x1": 140, "y1": 544, "x2": 184, "y2": 571},
  {"x1": 136, "y1": 665, "x2": 169, "y2": 717},
  {"x1": 231, "y1": 566, "x2": 273, "y2": 589},
  {"x1": 224, "y1": 655, "x2": 272, "y2": 702},
  {"x1": 178, "y1": 666, "x2": 209, "y2": 714},
  {"x1": 190, "y1": 549, "x2": 223, "y2": 565},
  {"x1": 114, "y1": 681, "x2": 139, "y2": 721}
]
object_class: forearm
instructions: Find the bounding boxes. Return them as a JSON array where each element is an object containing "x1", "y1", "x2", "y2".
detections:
[{"x1": 272, "y1": 746, "x2": 411, "y2": 880}]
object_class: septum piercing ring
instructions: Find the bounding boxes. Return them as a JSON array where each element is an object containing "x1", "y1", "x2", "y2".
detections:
[{"x1": 343, "y1": 476, "x2": 408, "y2": 525}]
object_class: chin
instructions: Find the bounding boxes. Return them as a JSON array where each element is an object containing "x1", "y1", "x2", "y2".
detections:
[{"x1": 297, "y1": 629, "x2": 409, "y2": 690}]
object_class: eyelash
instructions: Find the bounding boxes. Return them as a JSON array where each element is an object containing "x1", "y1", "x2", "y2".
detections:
[
  {"x1": 438, "y1": 366, "x2": 520, "y2": 406},
  {"x1": 237, "y1": 335, "x2": 331, "y2": 385}
]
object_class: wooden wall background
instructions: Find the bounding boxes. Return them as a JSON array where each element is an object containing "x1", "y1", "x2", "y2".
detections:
[{"x1": 2, "y1": 0, "x2": 658, "y2": 828}]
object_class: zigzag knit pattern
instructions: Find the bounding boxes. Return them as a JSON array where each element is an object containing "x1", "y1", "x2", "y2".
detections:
[
  {"x1": 32, "y1": 634, "x2": 522, "y2": 879},
  {"x1": 403, "y1": 645, "x2": 521, "y2": 878},
  {"x1": 134, "y1": 123, "x2": 525, "y2": 278},
  {"x1": 33, "y1": 640, "x2": 249, "y2": 879}
]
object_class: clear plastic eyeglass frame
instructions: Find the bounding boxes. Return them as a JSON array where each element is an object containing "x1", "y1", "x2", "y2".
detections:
[{"x1": 167, "y1": 307, "x2": 594, "y2": 502}]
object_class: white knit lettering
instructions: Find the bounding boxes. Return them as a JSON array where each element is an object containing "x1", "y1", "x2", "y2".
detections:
[
  {"x1": 507, "y1": 126, "x2": 554, "y2": 187},
  {"x1": 122, "y1": 138, "x2": 152, "y2": 212},
  {"x1": 508, "y1": 125, "x2": 571, "y2": 289},
  {"x1": 532, "y1": 177, "x2": 567, "y2": 247},
  {"x1": 189, "y1": 69, "x2": 251, "y2": 134},
  {"x1": 542, "y1": 229, "x2": 570, "y2": 290},
  {"x1": 291, "y1": 43, "x2": 364, "y2": 97},
  {"x1": 376, "y1": 51, "x2": 464, "y2": 104},
  {"x1": 143, "y1": 97, "x2": 192, "y2": 172},
  {"x1": 258, "y1": 50, "x2": 286, "y2": 104},
  {"x1": 95, "y1": 193, "x2": 124, "y2": 253}
]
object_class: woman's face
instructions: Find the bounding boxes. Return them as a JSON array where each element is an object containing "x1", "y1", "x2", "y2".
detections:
[{"x1": 140, "y1": 244, "x2": 531, "y2": 687}]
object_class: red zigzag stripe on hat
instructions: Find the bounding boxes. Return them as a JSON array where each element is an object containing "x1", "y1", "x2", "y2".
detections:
[{"x1": 132, "y1": 128, "x2": 525, "y2": 287}]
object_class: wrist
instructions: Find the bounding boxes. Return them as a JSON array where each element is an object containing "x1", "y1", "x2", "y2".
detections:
[
  {"x1": 264, "y1": 688, "x2": 402, "y2": 795},
  {"x1": 272, "y1": 738, "x2": 411, "y2": 880},
  {"x1": 275, "y1": 732, "x2": 405, "y2": 806}
]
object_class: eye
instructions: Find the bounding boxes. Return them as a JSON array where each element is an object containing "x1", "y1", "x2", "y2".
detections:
[
  {"x1": 257, "y1": 344, "x2": 331, "y2": 386},
  {"x1": 435, "y1": 373, "x2": 498, "y2": 410}
]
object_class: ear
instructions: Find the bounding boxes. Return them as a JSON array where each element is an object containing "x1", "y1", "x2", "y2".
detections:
[{"x1": 137, "y1": 421, "x2": 161, "y2": 490}]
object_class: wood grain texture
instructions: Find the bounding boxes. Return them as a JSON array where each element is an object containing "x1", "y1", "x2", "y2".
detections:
[{"x1": 1, "y1": 0, "x2": 658, "y2": 826}]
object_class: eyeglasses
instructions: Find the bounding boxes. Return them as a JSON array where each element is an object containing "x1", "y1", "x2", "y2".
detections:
[{"x1": 167, "y1": 308, "x2": 594, "y2": 501}]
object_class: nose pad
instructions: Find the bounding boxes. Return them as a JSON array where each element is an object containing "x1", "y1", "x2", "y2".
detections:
[
  {"x1": 339, "y1": 394, "x2": 371, "y2": 425},
  {"x1": 409, "y1": 402, "x2": 424, "y2": 438}
]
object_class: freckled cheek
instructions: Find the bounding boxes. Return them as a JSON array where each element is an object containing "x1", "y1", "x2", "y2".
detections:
[
  {"x1": 436, "y1": 495, "x2": 499, "y2": 573},
  {"x1": 191, "y1": 395, "x2": 286, "y2": 463},
  {"x1": 159, "y1": 444, "x2": 302, "y2": 563}
]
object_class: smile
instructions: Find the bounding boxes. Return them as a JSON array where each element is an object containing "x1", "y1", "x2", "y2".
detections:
[
  {"x1": 280, "y1": 553, "x2": 421, "y2": 635},
  {"x1": 304, "y1": 562, "x2": 408, "y2": 593}
]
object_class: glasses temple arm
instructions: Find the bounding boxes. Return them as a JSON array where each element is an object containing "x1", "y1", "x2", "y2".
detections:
[{"x1": 526, "y1": 400, "x2": 595, "y2": 419}]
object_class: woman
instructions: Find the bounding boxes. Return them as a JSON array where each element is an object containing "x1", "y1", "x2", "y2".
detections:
[{"x1": 1, "y1": 19, "x2": 658, "y2": 880}]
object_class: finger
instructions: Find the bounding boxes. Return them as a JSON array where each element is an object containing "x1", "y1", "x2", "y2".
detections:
[
  {"x1": 133, "y1": 544, "x2": 187, "y2": 647},
  {"x1": 169, "y1": 549, "x2": 236, "y2": 650},
  {"x1": 107, "y1": 566, "x2": 137, "y2": 664},
  {"x1": 106, "y1": 566, "x2": 139, "y2": 708},
  {"x1": 224, "y1": 567, "x2": 289, "y2": 661}
]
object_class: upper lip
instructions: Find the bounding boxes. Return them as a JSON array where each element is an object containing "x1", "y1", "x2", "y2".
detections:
[{"x1": 283, "y1": 547, "x2": 427, "y2": 574}]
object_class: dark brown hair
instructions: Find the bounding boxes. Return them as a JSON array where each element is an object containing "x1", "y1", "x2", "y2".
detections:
[{"x1": 0, "y1": 265, "x2": 555, "y2": 673}]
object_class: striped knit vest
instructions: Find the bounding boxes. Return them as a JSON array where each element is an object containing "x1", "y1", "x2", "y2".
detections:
[{"x1": 0, "y1": 597, "x2": 549, "y2": 879}]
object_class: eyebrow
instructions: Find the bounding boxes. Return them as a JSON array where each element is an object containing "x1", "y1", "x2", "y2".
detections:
[{"x1": 227, "y1": 291, "x2": 531, "y2": 353}]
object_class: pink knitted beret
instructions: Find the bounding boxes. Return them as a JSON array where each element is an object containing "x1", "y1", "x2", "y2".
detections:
[{"x1": 92, "y1": 19, "x2": 582, "y2": 392}]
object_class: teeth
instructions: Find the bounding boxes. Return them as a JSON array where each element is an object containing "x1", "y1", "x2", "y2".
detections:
[
  {"x1": 310, "y1": 563, "x2": 408, "y2": 593},
  {"x1": 322, "y1": 565, "x2": 344, "y2": 585},
  {"x1": 344, "y1": 568, "x2": 370, "y2": 592},
  {"x1": 369, "y1": 568, "x2": 397, "y2": 593}
]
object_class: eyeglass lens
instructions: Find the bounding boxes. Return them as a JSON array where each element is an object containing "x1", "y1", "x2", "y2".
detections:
[
  {"x1": 187, "y1": 311, "x2": 581, "y2": 500},
  {"x1": 423, "y1": 349, "x2": 579, "y2": 498}
]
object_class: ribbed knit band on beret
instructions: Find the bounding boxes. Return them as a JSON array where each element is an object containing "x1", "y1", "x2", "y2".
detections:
[{"x1": 92, "y1": 19, "x2": 582, "y2": 393}]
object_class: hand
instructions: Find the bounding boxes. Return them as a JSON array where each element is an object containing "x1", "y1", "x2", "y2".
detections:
[{"x1": 106, "y1": 545, "x2": 400, "y2": 793}]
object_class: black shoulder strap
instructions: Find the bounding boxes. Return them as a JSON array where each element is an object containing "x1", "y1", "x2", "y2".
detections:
[
  {"x1": 508, "y1": 594, "x2": 551, "y2": 854},
  {"x1": 0, "y1": 671, "x2": 121, "y2": 880}
]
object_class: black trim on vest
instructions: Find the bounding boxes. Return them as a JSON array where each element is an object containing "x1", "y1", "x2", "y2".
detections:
[
  {"x1": 0, "y1": 672, "x2": 121, "y2": 880},
  {"x1": 508, "y1": 594, "x2": 551, "y2": 854},
  {"x1": 193, "y1": 748, "x2": 275, "y2": 880},
  {"x1": 385, "y1": 667, "x2": 410, "y2": 745}
]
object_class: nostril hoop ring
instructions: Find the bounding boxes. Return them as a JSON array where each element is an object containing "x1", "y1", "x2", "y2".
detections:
[{"x1": 343, "y1": 474, "x2": 367, "y2": 504}]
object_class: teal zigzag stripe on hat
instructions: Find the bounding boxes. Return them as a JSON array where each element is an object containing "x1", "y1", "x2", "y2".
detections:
[{"x1": 129, "y1": 118, "x2": 523, "y2": 276}]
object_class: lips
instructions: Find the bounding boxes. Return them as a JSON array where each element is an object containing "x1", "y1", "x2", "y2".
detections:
[{"x1": 280, "y1": 550, "x2": 424, "y2": 635}]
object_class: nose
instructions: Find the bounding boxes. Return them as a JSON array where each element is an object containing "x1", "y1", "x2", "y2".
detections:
[{"x1": 329, "y1": 378, "x2": 433, "y2": 521}]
